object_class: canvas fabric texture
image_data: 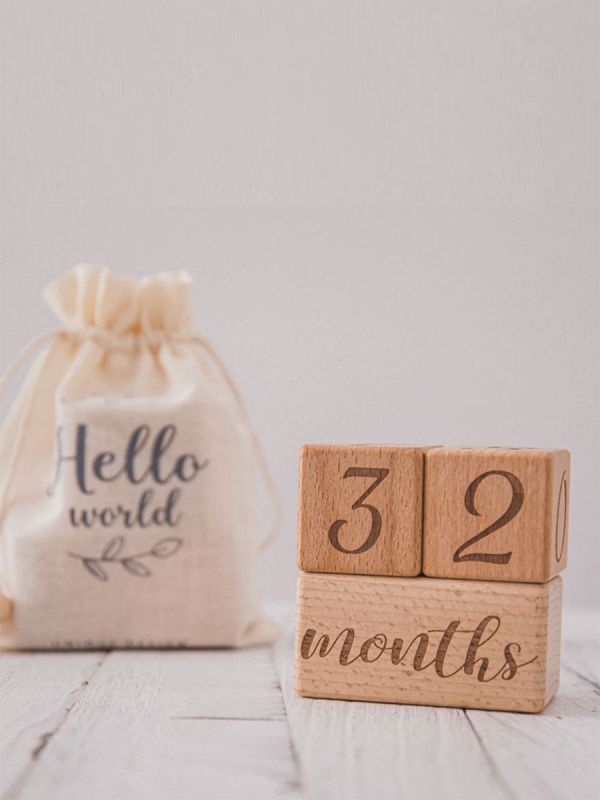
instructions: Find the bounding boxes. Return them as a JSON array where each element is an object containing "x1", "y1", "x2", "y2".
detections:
[{"x1": 0, "y1": 265, "x2": 278, "y2": 648}]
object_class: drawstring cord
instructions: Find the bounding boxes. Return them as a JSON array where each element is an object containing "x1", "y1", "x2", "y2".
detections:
[
  {"x1": 0, "y1": 327, "x2": 282, "y2": 623},
  {"x1": 0, "y1": 329, "x2": 64, "y2": 623},
  {"x1": 188, "y1": 334, "x2": 283, "y2": 552},
  {"x1": 0, "y1": 329, "x2": 63, "y2": 398},
  {"x1": 0, "y1": 330, "x2": 64, "y2": 536}
]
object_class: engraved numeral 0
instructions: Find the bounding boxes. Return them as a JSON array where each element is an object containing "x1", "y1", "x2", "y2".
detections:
[
  {"x1": 328, "y1": 467, "x2": 390, "y2": 554},
  {"x1": 453, "y1": 470, "x2": 524, "y2": 564},
  {"x1": 555, "y1": 470, "x2": 568, "y2": 562}
]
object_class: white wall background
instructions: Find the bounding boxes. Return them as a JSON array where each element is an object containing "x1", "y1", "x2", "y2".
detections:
[{"x1": 1, "y1": 1, "x2": 598, "y2": 610}]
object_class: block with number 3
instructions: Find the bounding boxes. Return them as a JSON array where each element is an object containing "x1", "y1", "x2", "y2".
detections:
[
  {"x1": 298, "y1": 444, "x2": 424, "y2": 577},
  {"x1": 423, "y1": 447, "x2": 570, "y2": 583}
]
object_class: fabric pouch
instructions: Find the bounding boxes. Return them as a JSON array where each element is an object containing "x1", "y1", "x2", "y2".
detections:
[{"x1": 0, "y1": 265, "x2": 279, "y2": 648}]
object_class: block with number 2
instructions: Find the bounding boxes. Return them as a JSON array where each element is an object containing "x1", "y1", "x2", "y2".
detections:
[{"x1": 423, "y1": 447, "x2": 570, "y2": 583}]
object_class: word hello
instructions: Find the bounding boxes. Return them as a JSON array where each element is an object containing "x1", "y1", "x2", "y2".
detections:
[
  {"x1": 300, "y1": 615, "x2": 537, "y2": 683},
  {"x1": 50, "y1": 424, "x2": 209, "y2": 530}
]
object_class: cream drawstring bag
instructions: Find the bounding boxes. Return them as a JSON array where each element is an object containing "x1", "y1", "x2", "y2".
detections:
[{"x1": 0, "y1": 265, "x2": 280, "y2": 649}]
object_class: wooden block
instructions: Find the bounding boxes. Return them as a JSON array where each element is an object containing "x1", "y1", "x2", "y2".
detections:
[
  {"x1": 295, "y1": 573, "x2": 562, "y2": 713},
  {"x1": 298, "y1": 444, "x2": 424, "y2": 577},
  {"x1": 0, "y1": 595, "x2": 11, "y2": 623},
  {"x1": 423, "y1": 447, "x2": 570, "y2": 583}
]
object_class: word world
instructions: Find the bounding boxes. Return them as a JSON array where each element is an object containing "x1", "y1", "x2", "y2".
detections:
[{"x1": 50, "y1": 423, "x2": 208, "y2": 530}]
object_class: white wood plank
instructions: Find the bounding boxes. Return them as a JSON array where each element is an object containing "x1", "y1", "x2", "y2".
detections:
[
  {"x1": 3, "y1": 609, "x2": 598, "y2": 800},
  {"x1": 563, "y1": 637, "x2": 600, "y2": 686},
  {"x1": 563, "y1": 608, "x2": 599, "y2": 649},
  {"x1": 12, "y1": 647, "x2": 300, "y2": 800},
  {"x1": 276, "y1": 611, "x2": 600, "y2": 800},
  {"x1": 0, "y1": 651, "x2": 106, "y2": 798},
  {"x1": 466, "y1": 641, "x2": 600, "y2": 800},
  {"x1": 275, "y1": 629, "x2": 509, "y2": 800}
]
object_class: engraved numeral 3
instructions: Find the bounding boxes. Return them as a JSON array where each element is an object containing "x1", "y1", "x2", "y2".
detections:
[
  {"x1": 328, "y1": 467, "x2": 390, "y2": 554},
  {"x1": 453, "y1": 470, "x2": 524, "y2": 564}
]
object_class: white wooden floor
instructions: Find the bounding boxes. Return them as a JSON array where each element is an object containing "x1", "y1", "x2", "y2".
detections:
[{"x1": 1, "y1": 609, "x2": 598, "y2": 800}]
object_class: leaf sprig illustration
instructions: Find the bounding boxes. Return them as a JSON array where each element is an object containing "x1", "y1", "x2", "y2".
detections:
[{"x1": 68, "y1": 536, "x2": 183, "y2": 582}]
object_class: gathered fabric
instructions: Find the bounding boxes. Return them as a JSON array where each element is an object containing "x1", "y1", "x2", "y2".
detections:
[{"x1": 0, "y1": 265, "x2": 280, "y2": 648}]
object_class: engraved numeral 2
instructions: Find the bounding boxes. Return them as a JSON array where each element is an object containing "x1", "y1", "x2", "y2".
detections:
[
  {"x1": 453, "y1": 470, "x2": 524, "y2": 564},
  {"x1": 328, "y1": 467, "x2": 390, "y2": 554}
]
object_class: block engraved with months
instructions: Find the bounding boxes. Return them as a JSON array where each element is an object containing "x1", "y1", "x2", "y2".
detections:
[
  {"x1": 297, "y1": 445, "x2": 424, "y2": 577},
  {"x1": 295, "y1": 573, "x2": 562, "y2": 713},
  {"x1": 423, "y1": 447, "x2": 570, "y2": 583}
]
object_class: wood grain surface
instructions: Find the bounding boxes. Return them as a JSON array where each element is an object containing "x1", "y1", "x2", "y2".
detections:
[
  {"x1": 0, "y1": 647, "x2": 298, "y2": 800},
  {"x1": 297, "y1": 444, "x2": 424, "y2": 577},
  {"x1": 295, "y1": 573, "x2": 562, "y2": 712},
  {"x1": 0, "y1": 608, "x2": 598, "y2": 800},
  {"x1": 279, "y1": 615, "x2": 600, "y2": 800},
  {"x1": 423, "y1": 447, "x2": 570, "y2": 583}
]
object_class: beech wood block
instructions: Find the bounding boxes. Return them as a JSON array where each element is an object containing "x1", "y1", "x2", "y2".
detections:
[
  {"x1": 295, "y1": 573, "x2": 562, "y2": 713},
  {"x1": 423, "y1": 447, "x2": 570, "y2": 583},
  {"x1": 0, "y1": 595, "x2": 11, "y2": 624},
  {"x1": 298, "y1": 445, "x2": 424, "y2": 577}
]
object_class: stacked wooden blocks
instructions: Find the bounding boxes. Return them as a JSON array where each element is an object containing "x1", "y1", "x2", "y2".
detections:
[{"x1": 295, "y1": 445, "x2": 570, "y2": 713}]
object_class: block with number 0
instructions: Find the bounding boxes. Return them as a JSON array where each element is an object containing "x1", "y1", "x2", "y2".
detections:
[
  {"x1": 297, "y1": 444, "x2": 424, "y2": 577},
  {"x1": 423, "y1": 447, "x2": 570, "y2": 583}
]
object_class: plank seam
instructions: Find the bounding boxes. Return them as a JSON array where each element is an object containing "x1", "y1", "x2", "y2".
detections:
[
  {"x1": 464, "y1": 710, "x2": 518, "y2": 800},
  {"x1": 562, "y1": 664, "x2": 600, "y2": 693},
  {"x1": 271, "y1": 641, "x2": 304, "y2": 798},
  {"x1": 171, "y1": 716, "x2": 287, "y2": 722},
  {"x1": 1, "y1": 650, "x2": 111, "y2": 800}
]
